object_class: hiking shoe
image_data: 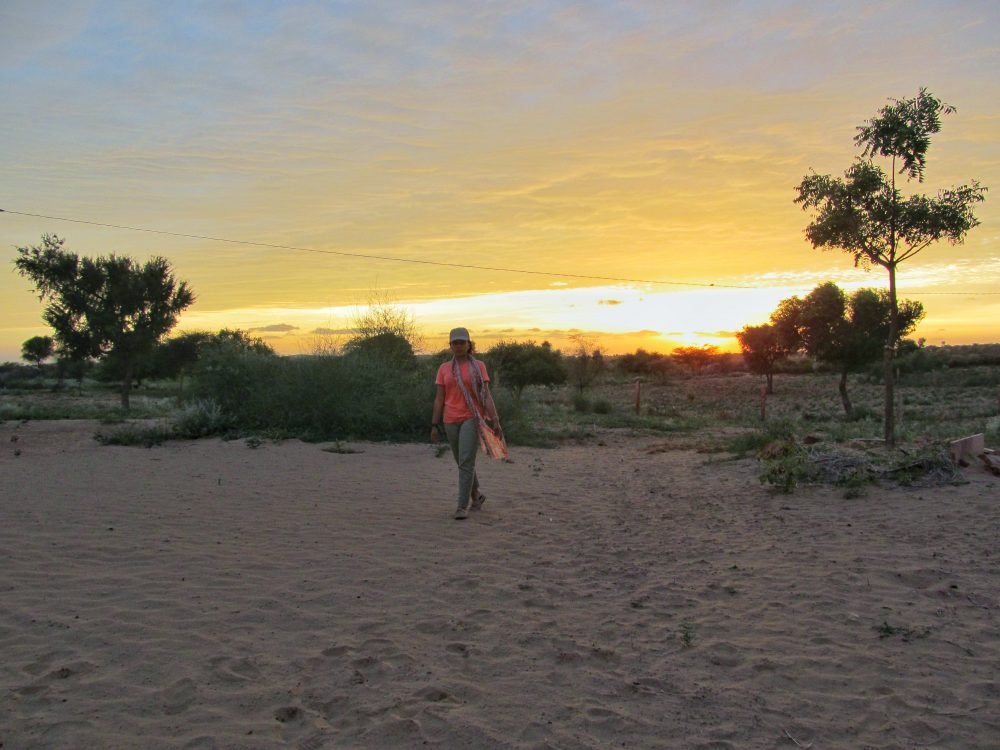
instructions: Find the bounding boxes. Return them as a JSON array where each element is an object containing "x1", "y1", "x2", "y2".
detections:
[
  {"x1": 453, "y1": 506, "x2": 469, "y2": 520},
  {"x1": 471, "y1": 494, "x2": 487, "y2": 511}
]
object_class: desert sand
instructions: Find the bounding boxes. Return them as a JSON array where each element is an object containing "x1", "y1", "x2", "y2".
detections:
[{"x1": 1, "y1": 419, "x2": 998, "y2": 749}]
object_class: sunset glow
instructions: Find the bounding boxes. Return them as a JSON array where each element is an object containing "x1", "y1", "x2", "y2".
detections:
[{"x1": 2, "y1": 1, "x2": 998, "y2": 361}]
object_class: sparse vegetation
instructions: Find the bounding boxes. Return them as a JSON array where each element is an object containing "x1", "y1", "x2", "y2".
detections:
[
  {"x1": 680, "y1": 622, "x2": 696, "y2": 647},
  {"x1": 2, "y1": 343, "x2": 997, "y2": 496}
]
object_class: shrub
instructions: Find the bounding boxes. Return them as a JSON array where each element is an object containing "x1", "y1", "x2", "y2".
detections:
[
  {"x1": 726, "y1": 418, "x2": 798, "y2": 457},
  {"x1": 189, "y1": 348, "x2": 432, "y2": 441},
  {"x1": 172, "y1": 399, "x2": 232, "y2": 438},
  {"x1": 758, "y1": 442, "x2": 813, "y2": 493},
  {"x1": 94, "y1": 422, "x2": 173, "y2": 447},
  {"x1": 592, "y1": 399, "x2": 613, "y2": 415}
]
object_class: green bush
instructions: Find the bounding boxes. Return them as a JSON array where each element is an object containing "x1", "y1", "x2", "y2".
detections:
[
  {"x1": 188, "y1": 348, "x2": 433, "y2": 441},
  {"x1": 94, "y1": 422, "x2": 174, "y2": 447},
  {"x1": 572, "y1": 393, "x2": 591, "y2": 413},
  {"x1": 726, "y1": 418, "x2": 798, "y2": 457},
  {"x1": 592, "y1": 398, "x2": 613, "y2": 414},
  {"x1": 758, "y1": 443, "x2": 813, "y2": 493},
  {"x1": 172, "y1": 399, "x2": 232, "y2": 438}
]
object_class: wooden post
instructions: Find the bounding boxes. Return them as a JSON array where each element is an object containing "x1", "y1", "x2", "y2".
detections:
[
  {"x1": 634, "y1": 379, "x2": 641, "y2": 416},
  {"x1": 759, "y1": 385, "x2": 767, "y2": 421}
]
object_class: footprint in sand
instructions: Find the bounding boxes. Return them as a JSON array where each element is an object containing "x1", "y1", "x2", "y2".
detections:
[
  {"x1": 209, "y1": 655, "x2": 261, "y2": 684},
  {"x1": 414, "y1": 686, "x2": 453, "y2": 703},
  {"x1": 704, "y1": 641, "x2": 745, "y2": 668},
  {"x1": 162, "y1": 677, "x2": 197, "y2": 715}
]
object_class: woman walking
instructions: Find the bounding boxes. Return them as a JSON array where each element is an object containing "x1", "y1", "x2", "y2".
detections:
[{"x1": 431, "y1": 327, "x2": 503, "y2": 520}]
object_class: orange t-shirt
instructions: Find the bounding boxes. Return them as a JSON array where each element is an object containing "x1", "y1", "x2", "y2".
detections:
[{"x1": 435, "y1": 359, "x2": 490, "y2": 423}]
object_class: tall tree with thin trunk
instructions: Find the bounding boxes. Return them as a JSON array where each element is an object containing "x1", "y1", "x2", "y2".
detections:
[{"x1": 794, "y1": 88, "x2": 985, "y2": 446}]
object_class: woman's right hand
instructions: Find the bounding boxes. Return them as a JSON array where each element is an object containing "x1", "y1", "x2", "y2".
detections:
[{"x1": 431, "y1": 426, "x2": 440, "y2": 443}]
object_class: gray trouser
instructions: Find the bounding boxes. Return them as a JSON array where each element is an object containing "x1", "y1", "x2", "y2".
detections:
[{"x1": 444, "y1": 418, "x2": 480, "y2": 509}]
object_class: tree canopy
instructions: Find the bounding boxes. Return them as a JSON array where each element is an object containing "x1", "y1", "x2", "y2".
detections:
[
  {"x1": 735, "y1": 324, "x2": 792, "y2": 394},
  {"x1": 13, "y1": 234, "x2": 195, "y2": 408},
  {"x1": 774, "y1": 282, "x2": 924, "y2": 415},
  {"x1": 21, "y1": 335, "x2": 54, "y2": 369},
  {"x1": 671, "y1": 345, "x2": 719, "y2": 376},
  {"x1": 794, "y1": 88, "x2": 985, "y2": 445},
  {"x1": 485, "y1": 340, "x2": 565, "y2": 398}
]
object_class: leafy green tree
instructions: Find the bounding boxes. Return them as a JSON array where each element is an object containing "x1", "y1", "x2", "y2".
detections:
[
  {"x1": 777, "y1": 282, "x2": 924, "y2": 415},
  {"x1": 21, "y1": 335, "x2": 54, "y2": 370},
  {"x1": 346, "y1": 292, "x2": 421, "y2": 350},
  {"x1": 211, "y1": 328, "x2": 275, "y2": 356},
  {"x1": 144, "y1": 331, "x2": 213, "y2": 393},
  {"x1": 340, "y1": 293, "x2": 420, "y2": 367},
  {"x1": 486, "y1": 340, "x2": 566, "y2": 399},
  {"x1": 342, "y1": 331, "x2": 417, "y2": 367},
  {"x1": 671, "y1": 345, "x2": 719, "y2": 376},
  {"x1": 13, "y1": 234, "x2": 195, "y2": 409},
  {"x1": 617, "y1": 348, "x2": 670, "y2": 376},
  {"x1": 735, "y1": 324, "x2": 792, "y2": 394},
  {"x1": 794, "y1": 88, "x2": 986, "y2": 445}
]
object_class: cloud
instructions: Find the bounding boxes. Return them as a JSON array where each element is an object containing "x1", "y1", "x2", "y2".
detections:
[
  {"x1": 249, "y1": 324, "x2": 299, "y2": 333},
  {"x1": 0, "y1": 0, "x2": 93, "y2": 65},
  {"x1": 311, "y1": 327, "x2": 352, "y2": 335}
]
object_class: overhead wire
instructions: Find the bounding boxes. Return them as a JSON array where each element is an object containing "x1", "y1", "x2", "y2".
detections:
[{"x1": 2, "y1": 208, "x2": 997, "y2": 295}]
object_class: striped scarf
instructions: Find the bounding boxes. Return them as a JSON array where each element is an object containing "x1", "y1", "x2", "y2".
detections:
[{"x1": 452, "y1": 356, "x2": 489, "y2": 421}]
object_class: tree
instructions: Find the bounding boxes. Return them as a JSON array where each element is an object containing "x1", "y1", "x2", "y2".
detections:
[
  {"x1": 341, "y1": 292, "x2": 421, "y2": 367},
  {"x1": 346, "y1": 291, "x2": 421, "y2": 351},
  {"x1": 777, "y1": 282, "x2": 924, "y2": 415},
  {"x1": 13, "y1": 234, "x2": 195, "y2": 409},
  {"x1": 618, "y1": 348, "x2": 671, "y2": 377},
  {"x1": 486, "y1": 340, "x2": 566, "y2": 399},
  {"x1": 148, "y1": 331, "x2": 213, "y2": 392},
  {"x1": 795, "y1": 88, "x2": 986, "y2": 445},
  {"x1": 211, "y1": 328, "x2": 275, "y2": 356},
  {"x1": 21, "y1": 336, "x2": 54, "y2": 370},
  {"x1": 671, "y1": 345, "x2": 719, "y2": 376},
  {"x1": 567, "y1": 334, "x2": 605, "y2": 393},
  {"x1": 342, "y1": 331, "x2": 417, "y2": 367},
  {"x1": 735, "y1": 324, "x2": 792, "y2": 394}
]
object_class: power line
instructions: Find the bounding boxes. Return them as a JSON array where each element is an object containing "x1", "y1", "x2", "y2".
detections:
[
  {"x1": 1, "y1": 208, "x2": 753, "y2": 289},
  {"x1": 3, "y1": 207, "x2": 998, "y2": 295}
]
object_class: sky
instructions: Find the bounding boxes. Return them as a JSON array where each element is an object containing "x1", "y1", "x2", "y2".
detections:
[{"x1": 2, "y1": 0, "x2": 998, "y2": 361}]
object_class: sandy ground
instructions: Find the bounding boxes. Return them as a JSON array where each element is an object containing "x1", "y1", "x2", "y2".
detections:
[{"x1": 0, "y1": 419, "x2": 998, "y2": 750}]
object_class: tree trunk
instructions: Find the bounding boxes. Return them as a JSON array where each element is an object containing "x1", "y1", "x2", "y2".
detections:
[
  {"x1": 883, "y1": 264, "x2": 898, "y2": 447},
  {"x1": 839, "y1": 369, "x2": 852, "y2": 416},
  {"x1": 53, "y1": 358, "x2": 66, "y2": 392},
  {"x1": 121, "y1": 358, "x2": 133, "y2": 411},
  {"x1": 765, "y1": 372, "x2": 774, "y2": 395}
]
